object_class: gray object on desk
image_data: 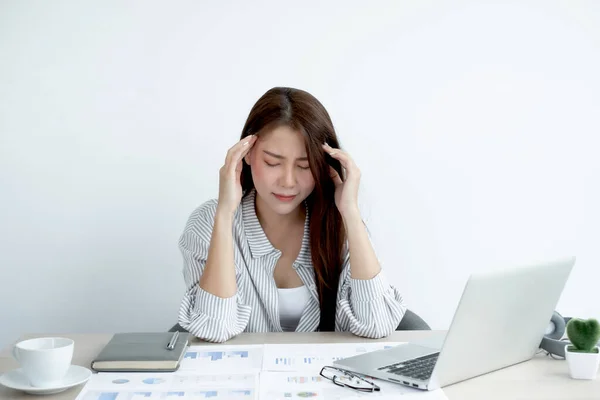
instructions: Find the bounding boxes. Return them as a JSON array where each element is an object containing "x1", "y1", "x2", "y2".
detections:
[
  {"x1": 91, "y1": 332, "x2": 190, "y2": 372},
  {"x1": 168, "y1": 309, "x2": 430, "y2": 333}
]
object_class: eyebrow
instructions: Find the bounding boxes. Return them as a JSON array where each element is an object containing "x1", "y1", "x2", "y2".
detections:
[{"x1": 263, "y1": 150, "x2": 308, "y2": 161}]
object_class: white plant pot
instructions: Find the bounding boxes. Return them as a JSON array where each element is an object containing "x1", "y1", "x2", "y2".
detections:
[{"x1": 565, "y1": 344, "x2": 600, "y2": 380}]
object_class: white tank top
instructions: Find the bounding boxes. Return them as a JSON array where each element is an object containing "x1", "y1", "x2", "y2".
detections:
[{"x1": 278, "y1": 285, "x2": 310, "y2": 332}]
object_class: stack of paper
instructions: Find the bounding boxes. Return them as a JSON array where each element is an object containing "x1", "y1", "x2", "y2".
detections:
[
  {"x1": 75, "y1": 371, "x2": 259, "y2": 400},
  {"x1": 76, "y1": 345, "x2": 264, "y2": 400},
  {"x1": 75, "y1": 342, "x2": 448, "y2": 400}
]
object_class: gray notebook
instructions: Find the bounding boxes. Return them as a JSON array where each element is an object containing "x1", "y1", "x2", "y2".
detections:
[{"x1": 91, "y1": 332, "x2": 190, "y2": 372}]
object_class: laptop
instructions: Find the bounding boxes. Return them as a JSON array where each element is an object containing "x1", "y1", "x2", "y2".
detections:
[{"x1": 334, "y1": 256, "x2": 575, "y2": 390}]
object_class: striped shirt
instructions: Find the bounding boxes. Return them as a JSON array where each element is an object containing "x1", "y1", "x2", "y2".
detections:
[{"x1": 177, "y1": 189, "x2": 407, "y2": 343}]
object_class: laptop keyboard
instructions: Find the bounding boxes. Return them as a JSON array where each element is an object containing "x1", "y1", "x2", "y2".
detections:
[{"x1": 378, "y1": 352, "x2": 439, "y2": 381}]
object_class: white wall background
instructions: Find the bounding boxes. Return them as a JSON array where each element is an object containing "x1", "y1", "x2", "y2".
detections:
[{"x1": 1, "y1": 0, "x2": 599, "y2": 349}]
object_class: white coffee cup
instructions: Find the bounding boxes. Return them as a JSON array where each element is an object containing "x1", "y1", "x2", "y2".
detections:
[{"x1": 12, "y1": 337, "x2": 74, "y2": 388}]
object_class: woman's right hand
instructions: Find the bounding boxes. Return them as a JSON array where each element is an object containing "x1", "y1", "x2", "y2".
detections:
[{"x1": 217, "y1": 135, "x2": 258, "y2": 216}]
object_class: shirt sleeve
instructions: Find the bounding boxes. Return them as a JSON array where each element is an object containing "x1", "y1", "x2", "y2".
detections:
[
  {"x1": 336, "y1": 251, "x2": 407, "y2": 339},
  {"x1": 177, "y1": 203, "x2": 252, "y2": 343}
]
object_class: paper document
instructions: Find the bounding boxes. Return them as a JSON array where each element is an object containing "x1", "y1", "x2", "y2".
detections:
[
  {"x1": 258, "y1": 371, "x2": 448, "y2": 400},
  {"x1": 75, "y1": 371, "x2": 259, "y2": 400},
  {"x1": 179, "y1": 345, "x2": 264, "y2": 373},
  {"x1": 76, "y1": 341, "x2": 447, "y2": 400},
  {"x1": 262, "y1": 342, "x2": 405, "y2": 371}
]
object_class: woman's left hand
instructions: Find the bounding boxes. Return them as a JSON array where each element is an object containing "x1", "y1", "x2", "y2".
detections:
[{"x1": 322, "y1": 143, "x2": 361, "y2": 218}]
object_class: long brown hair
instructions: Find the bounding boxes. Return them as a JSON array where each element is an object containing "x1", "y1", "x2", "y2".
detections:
[{"x1": 239, "y1": 87, "x2": 345, "y2": 331}]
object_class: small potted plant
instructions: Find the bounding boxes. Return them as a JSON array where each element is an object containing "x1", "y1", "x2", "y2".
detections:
[{"x1": 565, "y1": 318, "x2": 600, "y2": 379}]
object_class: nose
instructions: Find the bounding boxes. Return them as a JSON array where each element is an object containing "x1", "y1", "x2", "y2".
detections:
[{"x1": 280, "y1": 165, "x2": 296, "y2": 188}]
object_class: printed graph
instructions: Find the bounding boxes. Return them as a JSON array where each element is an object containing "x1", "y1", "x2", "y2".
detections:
[
  {"x1": 133, "y1": 393, "x2": 152, "y2": 398},
  {"x1": 286, "y1": 376, "x2": 323, "y2": 384},
  {"x1": 229, "y1": 389, "x2": 253, "y2": 396},
  {"x1": 83, "y1": 391, "x2": 168, "y2": 400},
  {"x1": 296, "y1": 392, "x2": 318, "y2": 398},
  {"x1": 171, "y1": 373, "x2": 254, "y2": 385},
  {"x1": 264, "y1": 391, "x2": 321, "y2": 400},
  {"x1": 82, "y1": 392, "x2": 118, "y2": 400},
  {"x1": 142, "y1": 378, "x2": 166, "y2": 385},
  {"x1": 273, "y1": 355, "x2": 341, "y2": 368},
  {"x1": 180, "y1": 346, "x2": 262, "y2": 373},
  {"x1": 82, "y1": 390, "x2": 254, "y2": 400},
  {"x1": 192, "y1": 391, "x2": 218, "y2": 398},
  {"x1": 97, "y1": 393, "x2": 118, "y2": 400},
  {"x1": 263, "y1": 343, "x2": 404, "y2": 372},
  {"x1": 187, "y1": 389, "x2": 253, "y2": 399},
  {"x1": 185, "y1": 350, "x2": 249, "y2": 361},
  {"x1": 82, "y1": 392, "x2": 168, "y2": 400}
]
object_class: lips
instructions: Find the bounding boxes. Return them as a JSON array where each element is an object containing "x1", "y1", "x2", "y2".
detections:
[{"x1": 273, "y1": 193, "x2": 297, "y2": 202}]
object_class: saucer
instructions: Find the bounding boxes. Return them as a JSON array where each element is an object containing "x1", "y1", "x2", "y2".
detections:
[{"x1": 0, "y1": 365, "x2": 92, "y2": 395}]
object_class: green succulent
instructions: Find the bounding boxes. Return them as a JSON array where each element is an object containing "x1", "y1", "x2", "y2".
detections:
[{"x1": 566, "y1": 318, "x2": 600, "y2": 353}]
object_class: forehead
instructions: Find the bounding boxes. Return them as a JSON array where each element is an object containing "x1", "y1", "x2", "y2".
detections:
[{"x1": 258, "y1": 125, "x2": 306, "y2": 154}]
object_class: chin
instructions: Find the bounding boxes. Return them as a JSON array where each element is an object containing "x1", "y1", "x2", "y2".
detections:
[
  {"x1": 256, "y1": 190, "x2": 304, "y2": 214},
  {"x1": 268, "y1": 198, "x2": 304, "y2": 215}
]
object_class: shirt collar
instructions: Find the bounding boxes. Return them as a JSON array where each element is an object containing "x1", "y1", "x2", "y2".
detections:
[{"x1": 242, "y1": 188, "x2": 312, "y2": 267}]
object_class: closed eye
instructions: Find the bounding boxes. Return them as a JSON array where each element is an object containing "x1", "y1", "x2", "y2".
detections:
[{"x1": 265, "y1": 161, "x2": 310, "y2": 170}]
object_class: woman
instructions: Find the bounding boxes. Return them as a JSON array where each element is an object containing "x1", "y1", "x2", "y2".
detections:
[{"x1": 178, "y1": 87, "x2": 406, "y2": 343}]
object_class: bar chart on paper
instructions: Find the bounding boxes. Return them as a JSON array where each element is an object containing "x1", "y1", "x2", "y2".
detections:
[
  {"x1": 179, "y1": 345, "x2": 264, "y2": 373},
  {"x1": 286, "y1": 376, "x2": 323, "y2": 384},
  {"x1": 263, "y1": 342, "x2": 404, "y2": 371},
  {"x1": 273, "y1": 356, "x2": 343, "y2": 367},
  {"x1": 78, "y1": 389, "x2": 254, "y2": 399},
  {"x1": 75, "y1": 372, "x2": 259, "y2": 400},
  {"x1": 258, "y1": 371, "x2": 430, "y2": 400}
]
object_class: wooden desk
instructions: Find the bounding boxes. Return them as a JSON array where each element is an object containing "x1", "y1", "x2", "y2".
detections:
[{"x1": 1, "y1": 331, "x2": 599, "y2": 400}]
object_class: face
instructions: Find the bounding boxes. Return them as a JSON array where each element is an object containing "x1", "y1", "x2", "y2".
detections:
[{"x1": 245, "y1": 125, "x2": 316, "y2": 216}]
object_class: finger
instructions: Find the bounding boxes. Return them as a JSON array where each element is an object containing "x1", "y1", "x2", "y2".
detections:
[
  {"x1": 238, "y1": 136, "x2": 257, "y2": 164},
  {"x1": 228, "y1": 136, "x2": 256, "y2": 174},
  {"x1": 329, "y1": 166, "x2": 343, "y2": 187},
  {"x1": 235, "y1": 158, "x2": 244, "y2": 180},
  {"x1": 322, "y1": 144, "x2": 353, "y2": 170},
  {"x1": 226, "y1": 135, "x2": 256, "y2": 167},
  {"x1": 226, "y1": 135, "x2": 255, "y2": 162},
  {"x1": 239, "y1": 136, "x2": 257, "y2": 160}
]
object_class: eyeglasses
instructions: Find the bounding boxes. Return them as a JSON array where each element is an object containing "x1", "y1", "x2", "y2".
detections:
[{"x1": 320, "y1": 366, "x2": 380, "y2": 392}]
